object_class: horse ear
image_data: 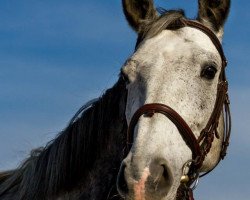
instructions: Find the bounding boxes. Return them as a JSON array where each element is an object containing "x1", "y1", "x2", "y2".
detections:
[
  {"x1": 197, "y1": 0, "x2": 230, "y2": 38},
  {"x1": 122, "y1": 0, "x2": 157, "y2": 32}
]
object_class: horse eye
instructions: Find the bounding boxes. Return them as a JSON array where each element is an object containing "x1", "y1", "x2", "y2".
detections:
[{"x1": 201, "y1": 65, "x2": 218, "y2": 80}]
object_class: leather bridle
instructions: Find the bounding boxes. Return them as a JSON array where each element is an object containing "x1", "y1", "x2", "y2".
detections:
[{"x1": 125, "y1": 19, "x2": 231, "y2": 200}]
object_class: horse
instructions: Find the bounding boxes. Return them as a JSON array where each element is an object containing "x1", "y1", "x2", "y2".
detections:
[{"x1": 0, "y1": 0, "x2": 231, "y2": 199}]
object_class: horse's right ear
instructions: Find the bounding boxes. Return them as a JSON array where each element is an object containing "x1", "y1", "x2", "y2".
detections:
[
  {"x1": 122, "y1": 0, "x2": 157, "y2": 32},
  {"x1": 197, "y1": 0, "x2": 230, "y2": 38}
]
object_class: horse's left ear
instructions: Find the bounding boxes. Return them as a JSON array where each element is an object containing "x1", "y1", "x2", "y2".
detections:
[
  {"x1": 197, "y1": 0, "x2": 231, "y2": 38},
  {"x1": 122, "y1": 0, "x2": 157, "y2": 32}
]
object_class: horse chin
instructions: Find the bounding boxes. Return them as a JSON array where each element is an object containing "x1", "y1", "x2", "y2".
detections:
[{"x1": 124, "y1": 191, "x2": 178, "y2": 200}]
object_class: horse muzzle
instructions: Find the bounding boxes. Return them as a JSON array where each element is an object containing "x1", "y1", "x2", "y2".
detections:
[{"x1": 117, "y1": 156, "x2": 174, "y2": 200}]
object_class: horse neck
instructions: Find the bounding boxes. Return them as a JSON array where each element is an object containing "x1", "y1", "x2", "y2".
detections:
[{"x1": 0, "y1": 78, "x2": 127, "y2": 200}]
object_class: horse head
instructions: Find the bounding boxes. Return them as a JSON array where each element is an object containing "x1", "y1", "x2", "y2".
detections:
[{"x1": 117, "y1": 0, "x2": 231, "y2": 199}]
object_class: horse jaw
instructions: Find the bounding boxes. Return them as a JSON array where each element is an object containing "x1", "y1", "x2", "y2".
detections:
[{"x1": 121, "y1": 27, "x2": 224, "y2": 200}]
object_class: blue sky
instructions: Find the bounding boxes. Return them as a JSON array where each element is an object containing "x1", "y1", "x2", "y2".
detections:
[{"x1": 0, "y1": 1, "x2": 249, "y2": 199}]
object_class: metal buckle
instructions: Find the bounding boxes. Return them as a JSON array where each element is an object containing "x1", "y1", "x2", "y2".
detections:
[
  {"x1": 180, "y1": 160, "x2": 193, "y2": 184},
  {"x1": 180, "y1": 160, "x2": 200, "y2": 191}
]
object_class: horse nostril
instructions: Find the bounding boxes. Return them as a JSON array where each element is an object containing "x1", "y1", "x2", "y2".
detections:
[
  {"x1": 162, "y1": 165, "x2": 170, "y2": 180},
  {"x1": 148, "y1": 159, "x2": 172, "y2": 196},
  {"x1": 117, "y1": 163, "x2": 128, "y2": 196}
]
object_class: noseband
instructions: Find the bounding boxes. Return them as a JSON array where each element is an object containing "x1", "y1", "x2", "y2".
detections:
[{"x1": 126, "y1": 19, "x2": 231, "y2": 200}]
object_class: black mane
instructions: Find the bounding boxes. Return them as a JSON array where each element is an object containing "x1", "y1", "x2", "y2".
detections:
[{"x1": 0, "y1": 78, "x2": 127, "y2": 200}]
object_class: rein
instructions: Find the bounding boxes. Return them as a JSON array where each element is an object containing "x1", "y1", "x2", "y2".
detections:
[{"x1": 126, "y1": 19, "x2": 231, "y2": 200}]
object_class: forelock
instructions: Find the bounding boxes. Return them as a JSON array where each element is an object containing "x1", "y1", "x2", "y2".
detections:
[{"x1": 136, "y1": 9, "x2": 187, "y2": 48}]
